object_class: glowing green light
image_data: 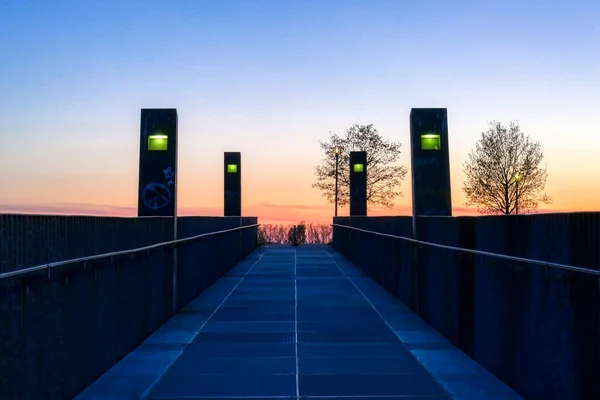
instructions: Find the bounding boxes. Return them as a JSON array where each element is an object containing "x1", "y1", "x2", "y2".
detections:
[
  {"x1": 148, "y1": 134, "x2": 168, "y2": 151},
  {"x1": 421, "y1": 134, "x2": 440, "y2": 150},
  {"x1": 227, "y1": 164, "x2": 238, "y2": 173},
  {"x1": 353, "y1": 163, "x2": 364, "y2": 173}
]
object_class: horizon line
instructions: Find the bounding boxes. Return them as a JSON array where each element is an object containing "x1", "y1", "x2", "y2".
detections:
[{"x1": 0, "y1": 201, "x2": 593, "y2": 225}]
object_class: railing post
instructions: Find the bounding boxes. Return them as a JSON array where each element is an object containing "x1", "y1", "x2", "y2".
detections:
[
  {"x1": 411, "y1": 241, "x2": 419, "y2": 314},
  {"x1": 172, "y1": 216, "x2": 178, "y2": 315}
]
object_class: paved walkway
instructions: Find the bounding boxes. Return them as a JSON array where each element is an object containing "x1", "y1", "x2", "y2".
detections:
[{"x1": 76, "y1": 244, "x2": 521, "y2": 400}]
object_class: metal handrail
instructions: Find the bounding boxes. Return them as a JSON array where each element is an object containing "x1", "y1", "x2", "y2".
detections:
[
  {"x1": 332, "y1": 223, "x2": 600, "y2": 276},
  {"x1": 0, "y1": 223, "x2": 260, "y2": 281}
]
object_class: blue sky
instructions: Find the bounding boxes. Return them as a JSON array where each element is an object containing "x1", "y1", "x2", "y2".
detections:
[{"x1": 1, "y1": 0, "x2": 599, "y2": 222}]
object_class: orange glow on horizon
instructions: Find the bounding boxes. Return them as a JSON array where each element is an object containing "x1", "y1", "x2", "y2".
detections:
[
  {"x1": 1, "y1": 144, "x2": 598, "y2": 222},
  {"x1": 0, "y1": 199, "x2": 593, "y2": 226}
]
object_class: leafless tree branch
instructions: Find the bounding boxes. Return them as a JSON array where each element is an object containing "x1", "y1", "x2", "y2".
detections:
[
  {"x1": 462, "y1": 121, "x2": 552, "y2": 214},
  {"x1": 312, "y1": 124, "x2": 408, "y2": 209}
]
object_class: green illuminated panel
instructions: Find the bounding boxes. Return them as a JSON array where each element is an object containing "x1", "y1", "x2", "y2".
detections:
[
  {"x1": 148, "y1": 134, "x2": 168, "y2": 151},
  {"x1": 421, "y1": 134, "x2": 441, "y2": 150},
  {"x1": 353, "y1": 163, "x2": 364, "y2": 173},
  {"x1": 227, "y1": 164, "x2": 238, "y2": 173}
]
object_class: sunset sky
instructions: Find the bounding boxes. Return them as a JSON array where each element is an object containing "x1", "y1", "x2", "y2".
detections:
[{"x1": 1, "y1": 0, "x2": 599, "y2": 225}]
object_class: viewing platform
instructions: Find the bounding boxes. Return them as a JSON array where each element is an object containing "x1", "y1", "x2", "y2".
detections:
[{"x1": 76, "y1": 245, "x2": 520, "y2": 399}]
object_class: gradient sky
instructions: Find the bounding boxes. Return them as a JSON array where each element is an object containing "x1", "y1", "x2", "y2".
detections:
[{"x1": 1, "y1": 0, "x2": 599, "y2": 224}]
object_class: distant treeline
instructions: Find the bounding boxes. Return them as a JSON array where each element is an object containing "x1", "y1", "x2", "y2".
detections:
[{"x1": 257, "y1": 222, "x2": 332, "y2": 245}]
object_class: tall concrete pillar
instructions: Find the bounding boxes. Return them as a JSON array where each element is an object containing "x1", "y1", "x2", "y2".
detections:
[
  {"x1": 350, "y1": 151, "x2": 367, "y2": 216},
  {"x1": 409, "y1": 108, "x2": 452, "y2": 218},
  {"x1": 224, "y1": 152, "x2": 241, "y2": 216},
  {"x1": 137, "y1": 108, "x2": 178, "y2": 217}
]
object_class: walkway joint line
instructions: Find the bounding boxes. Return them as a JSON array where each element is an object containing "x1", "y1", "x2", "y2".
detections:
[
  {"x1": 139, "y1": 253, "x2": 265, "y2": 400},
  {"x1": 324, "y1": 249, "x2": 450, "y2": 397},
  {"x1": 294, "y1": 246, "x2": 300, "y2": 399}
]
